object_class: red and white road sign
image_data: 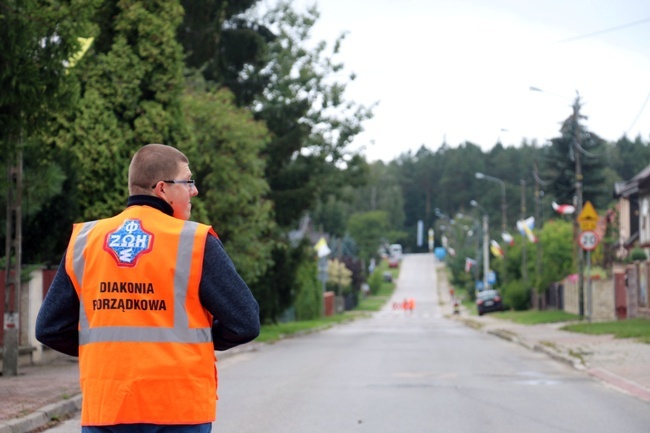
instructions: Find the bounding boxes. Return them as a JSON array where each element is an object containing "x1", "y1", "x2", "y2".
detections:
[{"x1": 578, "y1": 230, "x2": 599, "y2": 251}]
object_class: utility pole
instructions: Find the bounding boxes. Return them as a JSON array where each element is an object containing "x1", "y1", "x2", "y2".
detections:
[
  {"x1": 3, "y1": 147, "x2": 23, "y2": 376},
  {"x1": 573, "y1": 93, "x2": 585, "y2": 317},
  {"x1": 533, "y1": 161, "x2": 549, "y2": 307},
  {"x1": 534, "y1": 175, "x2": 540, "y2": 299},
  {"x1": 482, "y1": 213, "x2": 489, "y2": 290},
  {"x1": 520, "y1": 180, "x2": 528, "y2": 287}
]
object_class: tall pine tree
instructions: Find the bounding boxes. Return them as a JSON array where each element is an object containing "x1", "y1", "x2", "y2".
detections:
[{"x1": 55, "y1": 0, "x2": 187, "y2": 220}]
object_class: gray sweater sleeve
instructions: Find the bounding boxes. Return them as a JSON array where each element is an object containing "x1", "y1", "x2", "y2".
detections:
[
  {"x1": 35, "y1": 255, "x2": 80, "y2": 357},
  {"x1": 36, "y1": 235, "x2": 260, "y2": 355},
  {"x1": 199, "y1": 235, "x2": 261, "y2": 351}
]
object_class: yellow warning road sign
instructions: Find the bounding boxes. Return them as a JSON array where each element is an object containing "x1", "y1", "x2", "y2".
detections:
[{"x1": 577, "y1": 201, "x2": 598, "y2": 231}]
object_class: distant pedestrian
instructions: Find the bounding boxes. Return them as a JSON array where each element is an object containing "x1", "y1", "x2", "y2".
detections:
[{"x1": 36, "y1": 144, "x2": 260, "y2": 433}]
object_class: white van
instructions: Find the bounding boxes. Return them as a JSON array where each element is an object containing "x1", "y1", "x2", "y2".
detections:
[{"x1": 389, "y1": 244, "x2": 403, "y2": 260}]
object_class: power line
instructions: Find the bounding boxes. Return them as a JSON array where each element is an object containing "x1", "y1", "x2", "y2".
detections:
[
  {"x1": 625, "y1": 89, "x2": 650, "y2": 137},
  {"x1": 557, "y1": 17, "x2": 650, "y2": 43}
]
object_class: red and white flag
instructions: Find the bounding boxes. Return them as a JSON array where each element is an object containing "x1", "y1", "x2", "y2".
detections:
[
  {"x1": 464, "y1": 257, "x2": 477, "y2": 273},
  {"x1": 552, "y1": 201, "x2": 576, "y2": 215}
]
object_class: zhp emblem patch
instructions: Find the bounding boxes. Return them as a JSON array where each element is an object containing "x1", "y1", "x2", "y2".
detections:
[{"x1": 104, "y1": 219, "x2": 154, "y2": 267}]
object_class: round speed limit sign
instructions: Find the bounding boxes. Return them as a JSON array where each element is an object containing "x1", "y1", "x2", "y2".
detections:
[{"x1": 578, "y1": 230, "x2": 599, "y2": 251}]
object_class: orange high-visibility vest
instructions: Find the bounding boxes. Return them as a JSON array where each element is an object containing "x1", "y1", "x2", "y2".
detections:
[{"x1": 65, "y1": 206, "x2": 217, "y2": 426}]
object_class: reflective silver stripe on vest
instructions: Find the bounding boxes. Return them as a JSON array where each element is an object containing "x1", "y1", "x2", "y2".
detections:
[
  {"x1": 71, "y1": 219, "x2": 211, "y2": 345},
  {"x1": 74, "y1": 221, "x2": 98, "y2": 335}
]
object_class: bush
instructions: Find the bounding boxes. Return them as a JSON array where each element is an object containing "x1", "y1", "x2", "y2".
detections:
[
  {"x1": 502, "y1": 279, "x2": 530, "y2": 311},
  {"x1": 368, "y1": 268, "x2": 383, "y2": 295},
  {"x1": 630, "y1": 248, "x2": 647, "y2": 262},
  {"x1": 294, "y1": 258, "x2": 322, "y2": 321}
]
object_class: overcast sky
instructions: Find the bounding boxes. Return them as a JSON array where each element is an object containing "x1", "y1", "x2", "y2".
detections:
[{"x1": 287, "y1": 0, "x2": 650, "y2": 162}]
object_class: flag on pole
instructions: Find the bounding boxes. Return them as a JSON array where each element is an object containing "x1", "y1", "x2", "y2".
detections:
[
  {"x1": 490, "y1": 240, "x2": 504, "y2": 258},
  {"x1": 501, "y1": 232, "x2": 514, "y2": 246},
  {"x1": 552, "y1": 201, "x2": 576, "y2": 215},
  {"x1": 314, "y1": 237, "x2": 331, "y2": 258},
  {"x1": 517, "y1": 217, "x2": 537, "y2": 243},
  {"x1": 464, "y1": 257, "x2": 477, "y2": 273}
]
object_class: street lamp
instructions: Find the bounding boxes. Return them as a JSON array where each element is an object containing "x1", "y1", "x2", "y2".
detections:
[
  {"x1": 475, "y1": 172, "x2": 507, "y2": 286},
  {"x1": 475, "y1": 172, "x2": 506, "y2": 235},
  {"x1": 471, "y1": 200, "x2": 490, "y2": 291}
]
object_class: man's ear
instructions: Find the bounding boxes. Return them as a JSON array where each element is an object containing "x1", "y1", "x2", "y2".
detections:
[{"x1": 151, "y1": 181, "x2": 167, "y2": 199}]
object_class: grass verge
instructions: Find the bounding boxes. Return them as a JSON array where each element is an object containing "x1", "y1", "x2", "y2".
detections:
[
  {"x1": 562, "y1": 318, "x2": 650, "y2": 343},
  {"x1": 487, "y1": 310, "x2": 650, "y2": 344},
  {"x1": 258, "y1": 258, "x2": 399, "y2": 343},
  {"x1": 257, "y1": 313, "x2": 361, "y2": 343},
  {"x1": 494, "y1": 309, "x2": 581, "y2": 324}
]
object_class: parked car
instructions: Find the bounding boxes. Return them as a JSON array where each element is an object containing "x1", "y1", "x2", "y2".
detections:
[
  {"x1": 476, "y1": 289, "x2": 504, "y2": 316},
  {"x1": 389, "y1": 243, "x2": 403, "y2": 260},
  {"x1": 388, "y1": 243, "x2": 402, "y2": 268}
]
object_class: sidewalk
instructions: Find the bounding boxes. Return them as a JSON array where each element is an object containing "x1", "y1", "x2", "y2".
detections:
[
  {"x1": 457, "y1": 312, "x2": 650, "y2": 402},
  {"x1": 3, "y1": 313, "x2": 650, "y2": 433}
]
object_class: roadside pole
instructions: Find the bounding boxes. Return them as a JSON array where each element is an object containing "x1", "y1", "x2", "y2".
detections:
[{"x1": 578, "y1": 216, "x2": 599, "y2": 322}]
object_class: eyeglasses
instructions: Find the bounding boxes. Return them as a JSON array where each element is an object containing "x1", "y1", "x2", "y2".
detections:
[{"x1": 151, "y1": 180, "x2": 196, "y2": 189}]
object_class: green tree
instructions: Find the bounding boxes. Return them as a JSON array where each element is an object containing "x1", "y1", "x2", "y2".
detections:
[
  {"x1": 179, "y1": 0, "x2": 268, "y2": 103},
  {"x1": 535, "y1": 219, "x2": 575, "y2": 291},
  {"x1": 56, "y1": 0, "x2": 187, "y2": 221},
  {"x1": 0, "y1": 1, "x2": 97, "y2": 142},
  {"x1": 326, "y1": 258, "x2": 352, "y2": 295},
  {"x1": 607, "y1": 135, "x2": 650, "y2": 181},
  {"x1": 293, "y1": 255, "x2": 321, "y2": 320},
  {"x1": 182, "y1": 84, "x2": 275, "y2": 284},
  {"x1": 347, "y1": 211, "x2": 390, "y2": 262},
  {"x1": 542, "y1": 96, "x2": 608, "y2": 210},
  {"x1": 245, "y1": 1, "x2": 373, "y2": 228},
  {"x1": 0, "y1": 1, "x2": 97, "y2": 263},
  {"x1": 238, "y1": 1, "x2": 372, "y2": 323}
]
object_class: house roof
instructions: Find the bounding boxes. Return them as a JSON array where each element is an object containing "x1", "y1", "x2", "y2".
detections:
[{"x1": 614, "y1": 164, "x2": 650, "y2": 198}]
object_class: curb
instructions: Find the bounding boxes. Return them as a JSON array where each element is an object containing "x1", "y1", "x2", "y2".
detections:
[
  {"x1": 487, "y1": 328, "x2": 585, "y2": 370},
  {"x1": 458, "y1": 316, "x2": 586, "y2": 370},
  {"x1": 0, "y1": 395, "x2": 82, "y2": 433},
  {"x1": 457, "y1": 314, "x2": 650, "y2": 404}
]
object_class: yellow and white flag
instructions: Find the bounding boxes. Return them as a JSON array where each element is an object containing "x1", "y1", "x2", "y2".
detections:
[{"x1": 66, "y1": 37, "x2": 94, "y2": 73}]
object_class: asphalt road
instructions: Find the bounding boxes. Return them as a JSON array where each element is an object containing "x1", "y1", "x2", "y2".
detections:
[{"x1": 48, "y1": 253, "x2": 650, "y2": 433}]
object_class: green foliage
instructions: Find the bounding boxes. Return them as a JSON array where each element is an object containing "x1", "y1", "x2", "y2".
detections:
[
  {"x1": 6, "y1": 0, "x2": 650, "y2": 328},
  {"x1": 563, "y1": 318, "x2": 650, "y2": 343},
  {"x1": 293, "y1": 257, "x2": 321, "y2": 321},
  {"x1": 326, "y1": 258, "x2": 352, "y2": 295},
  {"x1": 251, "y1": 239, "x2": 309, "y2": 324},
  {"x1": 630, "y1": 248, "x2": 647, "y2": 262},
  {"x1": 534, "y1": 220, "x2": 576, "y2": 291},
  {"x1": 244, "y1": 1, "x2": 373, "y2": 228},
  {"x1": 606, "y1": 135, "x2": 650, "y2": 182},
  {"x1": 502, "y1": 279, "x2": 530, "y2": 311},
  {"x1": 346, "y1": 211, "x2": 389, "y2": 261},
  {"x1": 0, "y1": 0, "x2": 98, "y2": 263},
  {"x1": 256, "y1": 314, "x2": 354, "y2": 343},
  {"x1": 182, "y1": 84, "x2": 274, "y2": 283},
  {"x1": 58, "y1": 0, "x2": 187, "y2": 220},
  {"x1": 447, "y1": 248, "x2": 479, "y2": 297},
  {"x1": 367, "y1": 268, "x2": 384, "y2": 295},
  {"x1": 497, "y1": 309, "x2": 581, "y2": 324},
  {"x1": 0, "y1": 0, "x2": 98, "y2": 142},
  {"x1": 179, "y1": 0, "x2": 264, "y2": 89},
  {"x1": 15, "y1": 140, "x2": 78, "y2": 264},
  {"x1": 541, "y1": 97, "x2": 609, "y2": 209},
  {"x1": 312, "y1": 194, "x2": 349, "y2": 237}
]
